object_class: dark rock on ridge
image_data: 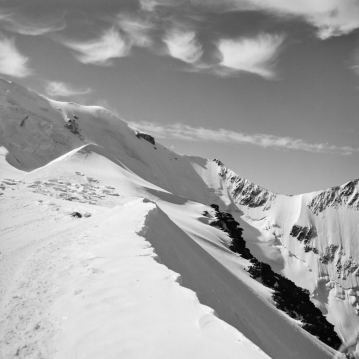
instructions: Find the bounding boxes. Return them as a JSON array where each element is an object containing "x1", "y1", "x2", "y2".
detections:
[
  {"x1": 309, "y1": 179, "x2": 359, "y2": 214},
  {"x1": 213, "y1": 159, "x2": 277, "y2": 210},
  {"x1": 135, "y1": 131, "x2": 155, "y2": 145},
  {"x1": 71, "y1": 212, "x2": 82, "y2": 218},
  {"x1": 64, "y1": 119, "x2": 84, "y2": 140}
]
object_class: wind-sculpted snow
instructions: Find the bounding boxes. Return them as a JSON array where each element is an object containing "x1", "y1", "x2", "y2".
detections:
[
  {"x1": 213, "y1": 159, "x2": 277, "y2": 210},
  {"x1": 25, "y1": 174, "x2": 120, "y2": 204},
  {"x1": 308, "y1": 179, "x2": 359, "y2": 214}
]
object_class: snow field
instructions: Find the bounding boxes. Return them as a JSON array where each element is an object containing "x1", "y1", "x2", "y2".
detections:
[{"x1": 0, "y1": 191, "x2": 271, "y2": 359}]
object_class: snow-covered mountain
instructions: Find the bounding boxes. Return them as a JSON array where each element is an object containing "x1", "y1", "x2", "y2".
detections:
[{"x1": 1, "y1": 77, "x2": 358, "y2": 358}]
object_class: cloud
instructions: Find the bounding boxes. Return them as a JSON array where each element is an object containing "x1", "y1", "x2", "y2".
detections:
[
  {"x1": 129, "y1": 121, "x2": 359, "y2": 155},
  {"x1": 139, "y1": 0, "x2": 158, "y2": 12},
  {"x1": 2, "y1": 21, "x2": 66, "y2": 36},
  {"x1": 256, "y1": 0, "x2": 359, "y2": 39},
  {"x1": 163, "y1": 29, "x2": 203, "y2": 63},
  {"x1": 216, "y1": 33, "x2": 284, "y2": 78},
  {"x1": 0, "y1": 10, "x2": 12, "y2": 22},
  {"x1": 263, "y1": 0, "x2": 359, "y2": 39},
  {"x1": 44, "y1": 81, "x2": 92, "y2": 97},
  {"x1": 0, "y1": 34, "x2": 31, "y2": 77},
  {"x1": 61, "y1": 27, "x2": 130, "y2": 66},
  {"x1": 0, "y1": 8, "x2": 66, "y2": 35},
  {"x1": 116, "y1": 14, "x2": 153, "y2": 47},
  {"x1": 0, "y1": 16, "x2": 66, "y2": 36},
  {"x1": 192, "y1": 0, "x2": 359, "y2": 39}
]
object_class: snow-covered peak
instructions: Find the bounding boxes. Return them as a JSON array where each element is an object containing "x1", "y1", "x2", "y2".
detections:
[
  {"x1": 213, "y1": 158, "x2": 278, "y2": 210},
  {"x1": 309, "y1": 179, "x2": 359, "y2": 214}
]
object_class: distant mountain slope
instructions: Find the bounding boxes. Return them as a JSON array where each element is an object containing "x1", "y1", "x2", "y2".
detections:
[{"x1": 1, "y1": 77, "x2": 358, "y2": 357}]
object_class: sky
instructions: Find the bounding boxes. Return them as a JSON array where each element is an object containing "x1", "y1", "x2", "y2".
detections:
[{"x1": 0, "y1": 0, "x2": 358, "y2": 194}]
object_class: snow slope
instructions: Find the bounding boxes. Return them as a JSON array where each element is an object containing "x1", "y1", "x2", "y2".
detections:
[
  {"x1": 0, "y1": 77, "x2": 356, "y2": 357},
  {"x1": 0, "y1": 196, "x2": 272, "y2": 358}
]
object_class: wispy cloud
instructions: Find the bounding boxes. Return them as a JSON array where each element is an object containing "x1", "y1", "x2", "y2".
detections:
[
  {"x1": 137, "y1": 3, "x2": 284, "y2": 79},
  {"x1": 0, "y1": 34, "x2": 32, "y2": 77},
  {"x1": 44, "y1": 81, "x2": 92, "y2": 97},
  {"x1": 216, "y1": 33, "x2": 284, "y2": 78},
  {"x1": 129, "y1": 121, "x2": 359, "y2": 155},
  {"x1": 0, "y1": 8, "x2": 66, "y2": 35},
  {"x1": 194, "y1": 0, "x2": 359, "y2": 39},
  {"x1": 61, "y1": 27, "x2": 130, "y2": 66},
  {"x1": 163, "y1": 29, "x2": 203, "y2": 64},
  {"x1": 139, "y1": 0, "x2": 158, "y2": 12},
  {"x1": 255, "y1": 0, "x2": 359, "y2": 39},
  {"x1": 116, "y1": 14, "x2": 153, "y2": 47}
]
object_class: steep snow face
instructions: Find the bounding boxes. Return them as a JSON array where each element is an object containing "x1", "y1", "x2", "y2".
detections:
[{"x1": 0, "y1": 79, "x2": 84, "y2": 170}]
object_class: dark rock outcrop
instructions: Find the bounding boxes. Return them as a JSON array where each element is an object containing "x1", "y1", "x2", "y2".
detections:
[
  {"x1": 319, "y1": 245, "x2": 340, "y2": 265},
  {"x1": 71, "y1": 212, "x2": 82, "y2": 218},
  {"x1": 208, "y1": 204, "x2": 253, "y2": 260},
  {"x1": 290, "y1": 225, "x2": 317, "y2": 245},
  {"x1": 248, "y1": 262, "x2": 342, "y2": 350},
  {"x1": 135, "y1": 131, "x2": 155, "y2": 145},
  {"x1": 64, "y1": 119, "x2": 84, "y2": 140}
]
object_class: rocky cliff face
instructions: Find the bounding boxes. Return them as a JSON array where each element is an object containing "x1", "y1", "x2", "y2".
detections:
[
  {"x1": 213, "y1": 159, "x2": 277, "y2": 211},
  {"x1": 309, "y1": 179, "x2": 359, "y2": 214}
]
